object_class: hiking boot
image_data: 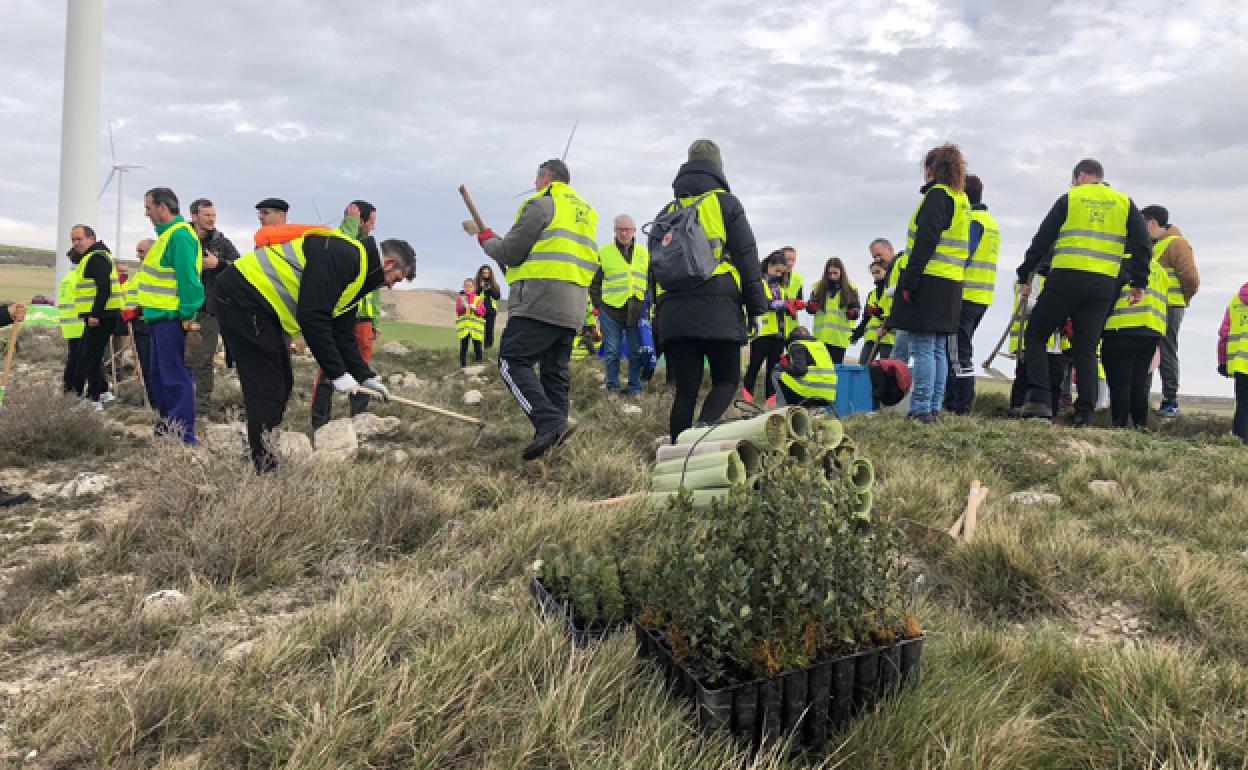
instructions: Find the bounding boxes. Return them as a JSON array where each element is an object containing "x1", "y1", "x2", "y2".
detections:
[
  {"x1": 1157, "y1": 400, "x2": 1180, "y2": 417},
  {"x1": 0, "y1": 488, "x2": 32, "y2": 507},
  {"x1": 521, "y1": 421, "x2": 578, "y2": 462},
  {"x1": 1019, "y1": 402, "x2": 1052, "y2": 420}
]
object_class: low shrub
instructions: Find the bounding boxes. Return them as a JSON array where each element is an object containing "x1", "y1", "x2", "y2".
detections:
[{"x1": 0, "y1": 385, "x2": 115, "y2": 465}]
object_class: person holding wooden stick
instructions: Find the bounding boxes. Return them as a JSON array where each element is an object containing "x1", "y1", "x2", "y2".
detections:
[{"x1": 0, "y1": 302, "x2": 32, "y2": 507}]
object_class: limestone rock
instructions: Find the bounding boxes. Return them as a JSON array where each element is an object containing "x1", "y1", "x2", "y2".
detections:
[
  {"x1": 387, "y1": 373, "x2": 405, "y2": 386},
  {"x1": 142, "y1": 589, "x2": 190, "y2": 621},
  {"x1": 58, "y1": 472, "x2": 112, "y2": 499},
  {"x1": 314, "y1": 418, "x2": 359, "y2": 458},
  {"x1": 274, "y1": 431, "x2": 313, "y2": 459},
  {"x1": 462, "y1": 389, "x2": 483, "y2": 406},
  {"x1": 461, "y1": 364, "x2": 486, "y2": 377},
  {"x1": 401, "y1": 373, "x2": 426, "y2": 389},
  {"x1": 203, "y1": 422, "x2": 247, "y2": 454},
  {"x1": 1088, "y1": 480, "x2": 1121, "y2": 496},
  {"x1": 620, "y1": 404, "x2": 643, "y2": 415},
  {"x1": 1007, "y1": 491, "x2": 1063, "y2": 506},
  {"x1": 352, "y1": 412, "x2": 402, "y2": 439},
  {"x1": 390, "y1": 449, "x2": 410, "y2": 463},
  {"x1": 380, "y1": 341, "x2": 410, "y2": 356}
]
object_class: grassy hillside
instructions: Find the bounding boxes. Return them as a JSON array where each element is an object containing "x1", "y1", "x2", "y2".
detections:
[
  {"x1": 0, "y1": 243, "x2": 55, "y2": 268},
  {"x1": 0, "y1": 312, "x2": 1246, "y2": 767}
]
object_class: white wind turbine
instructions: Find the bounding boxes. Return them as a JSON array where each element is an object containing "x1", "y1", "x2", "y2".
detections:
[{"x1": 98, "y1": 122, "x2": 144, "y2": 251}]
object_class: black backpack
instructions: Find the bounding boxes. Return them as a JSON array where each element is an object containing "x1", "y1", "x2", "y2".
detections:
[{"x1": 643, "y1": 192, "x2": 720, "y2": 292}]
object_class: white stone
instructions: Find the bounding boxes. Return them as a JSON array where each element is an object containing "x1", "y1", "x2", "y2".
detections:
[
  {"x1": 461, "y1": 364, "x2": 486, "y2": 377},
  {"x1": 313, "y1": 419, "x2": 359, "y2": 456},
  {"x1": 380, "y1": 341, "x2": 410, "y2": 356},
  {"x1": 390, "y1": 449, "x2": 410, "y2": 463},
  {"x1": 1088, "y1": 480, "x2": 1121, "y2": 496},
  {"x1": 1007, "y1": 491, "x2": 1063, "y2": 506},
  {"x1": 58, "y1": 472, "x2": 112, "y2": 499},
  {"x1": 387, "y1": 373, "x2": 405, "y2": 386},
  {"x1": 621, "y1": 404, "x2": 643, "y2": 415},
  {"x1": 462, "y1": 389, "x2": 483, "y2": 406},
  {"x1": 203, "y1": 422, "x2": 247, "y2": 454},
  {"x1": 141, "y1": 589, "x2": 190, "y2": 620},
  {"x1": 274, "y1": 431, "x2": 313, "y2": 459},
  {"x1": 351, "y1": 412, "x2": 402, "y2": 439}
]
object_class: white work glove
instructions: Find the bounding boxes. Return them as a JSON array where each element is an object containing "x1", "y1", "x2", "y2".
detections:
[
  {"x1": 360, "y1": 377, "x2": 390, "y2": 402},
  {"x1": 332, "y1": 372, "x2": 359, "y2": 394},
  {"x1": 885, "y1": 285, "x2": 896, "y2": 298}
]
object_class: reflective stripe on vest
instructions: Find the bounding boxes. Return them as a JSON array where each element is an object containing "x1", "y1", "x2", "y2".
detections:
[
  {"x1": 1152, "y1": 236, "x2": 1186, "y2": 307},
  {"x1": 233, "y1": 229, "x2": 368, "y2": 335},
  {"x1": 356, "y1": 290, "x2": 380, "y2": 320},
  {"x1": 506, "y1": 181, "x2": 599, "y2": 287},
  {"x1": 963, "y1": 208, "x2": 1000, "y2": 305},
  {"x1": 780, "y1": 340, "x2": 838, "y2": 400},
  {"x1": 598, "y1": 240, "x2": 650, "y2": 307},
  {"x1": 57, "y1": 272, "x2": 84, "y2": 339},
  {"x1": 905, "y1": 184, "x2": 971, "y2": 283},
  {"x1": 1228, "y1": 295, "x2": 1248, "y2": 375},
  {"x1": 72, "y1": 249, "x2": 123, "y2": 314},
  {"x1": 812, "y1": 282, "x2": 856, "y2": 348},
  {"x1": 1051, "y1": 184, "x2": 1130, "y2": 278},
  {"x1": 135, "y1": 221, "x2": 202, "y2": 311},
  {"x1": 1104, "y1": 256, "x2": 1170, "y2": 336},
  {"x1": 654, "y1": 189, "x2": 741, "y2": 297}
]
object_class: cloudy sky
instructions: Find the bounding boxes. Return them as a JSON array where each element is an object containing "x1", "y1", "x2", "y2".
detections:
[{"x1": 2, "y1": 0, "x2": 1245, "y2": 395}]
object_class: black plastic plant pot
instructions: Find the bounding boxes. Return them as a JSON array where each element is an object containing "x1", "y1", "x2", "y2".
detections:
[
  {"x1": 899, "y1": 635, "x2": 925, "y2": 686},
  {"x1": 805, "y1": 661, "x2": 833, "y2": 748},
  {"x1": 830, "y1": 655, "x2": 856, "y2": 727},
  {"x1": 852, "y1": 648, "x2": 881, "y2": 712},
  {"x1": 528, "y1": 577, "x2": 629, "y2": 646},
  {"x1": 877, "y1": 643, "x2": 902, "y2": 697}
]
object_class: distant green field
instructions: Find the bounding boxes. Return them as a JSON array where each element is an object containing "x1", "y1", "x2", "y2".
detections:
[{"x1": 377, "y1": 320, "x2": 457, "y2": 348}]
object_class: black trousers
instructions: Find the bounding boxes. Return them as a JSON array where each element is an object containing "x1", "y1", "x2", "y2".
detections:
[
  {"x1": 1023, "y1": 270, "x2": 1117, "y2": 416},
  {"x1": 1011, "y1": 354, "x2": 1066, "y2": 414},
  {"x1": 823, "y1": 344, "x2": 846, "y2": 364},
  {"x1": 69, "y1": 319, "x2": 113, "y2": 400},
  {"x1": 498, "y1": 315, "x2": 573, "y2": 436},
  {"x1": 944, "y1": 301, "x2": 988, "y2": 415},
  {"x1": 1101, "y1": 334, "x2": 1158, "y2": 428},
  {"x1": 665, "y1": 338, "x2": 741, "y2": 442},
  {"x1": 216, "y1": 297, "x2": 293, "y2": 472},
  {"x1": 743, "y1": 336, "x2": 783, "y2": 399},
  {"x1": 483, "y1": 313, "x2": 497, "y2": 348},
  {"x1": 1234, "y1": 373, "x2": 1248, "y2": 444},
  {"x1": 459, "y1": 336, "x2": 483, "y2": 367},
  {"x1": 62, "y1": 338, "x2": 82, "y2": 393}
]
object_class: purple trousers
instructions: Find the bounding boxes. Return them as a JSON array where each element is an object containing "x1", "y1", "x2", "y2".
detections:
[{"x1": 148, "y1": 319, "x2": 197, "y2": 444}]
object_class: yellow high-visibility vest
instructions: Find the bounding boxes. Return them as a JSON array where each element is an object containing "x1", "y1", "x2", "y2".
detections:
[
  {"x1": 57, "y1": 272, "x2": 84, "y2": 340},
  {"x1": 864, "y1": 283, "x2": 895, "y2": 347},
  {"x1": 1104, "y1": 255, "x2": 1170, "y2": 336},
  {"x1": 812, "y1": 282, "x2": 857, "y2": 348},
  {"x1": 780, "y1": 339, "x2": 838, "y2": 402},
  {"x1": 905, "y1": 184, "x2": 971, "y2": 283},
  {"x1": 232, "y1": 229, "x2": 367, "y2": 335},
  {"x1": 134, "y1": 221, "x2": 202, "y2": 312},
  {"x1": 1051, "y1": 183, "x2": 1131, "y2": 278},
  {"x1": 963, "y1": 208, "x2": 1000, "y2": 305},
  {"x1": 456, "y1": 295, "x2": 485, "y2": 341},
  {"x1": 1227, "y1": 294, "x2": 1248, "y2": 376},
  {"x1": 756, "y1": 280, "x2": 785, "y2": 338},
  {"x1": 356, "y1": 289, "x2": 380, "y2": 321},
  {"x1": 598, "y1": 241, "x2": 649, "y2": 307},
  {"x1": 506, "y1": 181, "x2": 599, "y2": 287},
  {"x1": 1152, "y1": 236, "x2": 1186, "y2": 308},
  {"x1": 654, "y1": 190, "x2": 741, "y2": 296},
  {"x1": 780, "y1": 270, "x2": 803, "y2": 336},
  {"x1": 71, "y1": 248, "x2": 123, "y2": 314}
]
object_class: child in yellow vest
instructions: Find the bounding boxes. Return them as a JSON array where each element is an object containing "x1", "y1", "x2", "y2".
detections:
[{"x1": 456, "y1": 278, "x2": 486, "y2": 367}]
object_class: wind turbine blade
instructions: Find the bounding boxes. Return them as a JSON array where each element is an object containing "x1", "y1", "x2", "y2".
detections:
[
  {"x1": 513, "y1": 187, "x2": 535, "y2": 198},
  {"x1": 98, "y1": 168, "x2": 116, "y2": 201},
  {"x1": 108, "y1": 122, "x2": 116, "y2": 164},
  {"x1": 561, "y1": 120, "x2": 579, "y2": 161},
  {"x1": 310, "y1": 196, "x2": 324, "y2": 224}
]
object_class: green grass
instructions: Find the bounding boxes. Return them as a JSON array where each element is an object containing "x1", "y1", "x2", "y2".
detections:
[
  {"x1": 0, "y1": 263, "x2": 55, "y2": 304},
  {"x1": 376, "y1": 320, "x2": 458, "y2": 348}
]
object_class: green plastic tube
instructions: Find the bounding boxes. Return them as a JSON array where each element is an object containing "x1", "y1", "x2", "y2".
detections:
[
  {"x1": 816, "y1": 418, "x2": 844, "y2": 448},
  {"x1": 850, "y1": 488, "x2": 873, "y2": 518},
  {"x1": 654, "y1": 449, "x2": 739, "y2": 477},
  {"x1": 849, "y1": 457, "x2": 875, "y2": 492},
  {"x1": 676, "y1": 412, "x2": 788, "y2": 449},
  {"x1": 655, "y1": 439, "x2": 744, "y2": 464},
  {"x1": 653, "y1": 455, "x2": 745, "y2": 492},
  {"x1": 787, "y1": 440, "x2": 812, "y2": 464},
  {"x1": 772, "y1": 406, "x2": 812, "y2": 440}
]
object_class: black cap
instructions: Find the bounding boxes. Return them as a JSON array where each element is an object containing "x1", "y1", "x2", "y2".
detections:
[{"x1": 255, "y1": 197, "x2": 289, "y2": 212}]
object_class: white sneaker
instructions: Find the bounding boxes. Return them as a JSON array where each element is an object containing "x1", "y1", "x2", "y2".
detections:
[
  {"x1": 90, "y1": 401, "x2": 104, "y2": 412},
  {"x1": 97, "y1": 392, "x2": 116, "y2": 404}
]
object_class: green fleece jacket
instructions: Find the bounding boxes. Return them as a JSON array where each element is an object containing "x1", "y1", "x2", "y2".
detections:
[{"x1": 143, "y1": 216, "x2": 205, "y2": 322}]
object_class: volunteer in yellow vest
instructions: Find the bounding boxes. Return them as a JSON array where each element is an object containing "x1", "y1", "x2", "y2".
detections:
[
  {"x1": 886, "y1": 143, "x2": 972, "y2": 423},
  {"x1": 456, "y1": 277, "x2": 487, "y2": 367},
  {"x1": 777, "y1": 327, "x2": 838, "y2": 409},
  {"x1": 850, "y1": 241, "x2": 899, "y2": 362},
  {"x1": 65, "y1": 224, "x2": 121, "y2": 409},
  {"x1": 807, "y1": 256, "x2": 860, "y2": 364},
  {"x1": 1014, "y1": 158, "x2": 1153, "y2": 425},
  {"x1": 1140, "y1": 205, "x2": 1200, "y2": 417},
  {"x1": 1217, "y1": 280, "x2": 1248, "y2": 444},
  {"x1": 310, "y1": 201, "x2": 384, "y2": 430},
  {"x1": 56, "y1": 255, "x2": 85, "y2": 395},
  {"x1": 589, "y1": 214, "x2": 649, "y2": 397},
  {"x1": 743, "y1": 252, "x2": 791, "y2": 403},
  {"x1": 463, "y1": 158, "x2": 599, "y2": 462},
  {"x1": 781, "y1": 246, "x2": 804, "y2": 337},
  {"x1": 944, "y1": 174, "x2": 999, "y2": 415},
  {"x1": 135, "y1": 188, "x2": 204, "y2": 443},
  {"x1": 1100, "y1": 248, "x2": 1171, "y2": 429},
  {"x1": 1006, "y1": 264, "x2": 1069, "y2": 417},
  {"x1": 216, "y1": 222, "x2": 415, "y2": 471}
]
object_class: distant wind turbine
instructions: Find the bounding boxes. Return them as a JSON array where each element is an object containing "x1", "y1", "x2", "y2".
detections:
[{"x1": 98, "y1": 122, "x2": 144, "y2": 252}]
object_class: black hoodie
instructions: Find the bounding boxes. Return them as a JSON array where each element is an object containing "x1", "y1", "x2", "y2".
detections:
[
  {"x1": 646, "y1": 160, "x2": 767, "y2": 350},
  {"x1": 76, "y1": 241, "x2": 118, "y2": 320}
]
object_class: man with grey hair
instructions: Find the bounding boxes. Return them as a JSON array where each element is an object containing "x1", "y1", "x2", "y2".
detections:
[
  {"x1": 589, "y1": 213, "x2": 649, "y2": 398},
  {"x1": 463, "y1": 158, "x2": 600, "y2": 461}
]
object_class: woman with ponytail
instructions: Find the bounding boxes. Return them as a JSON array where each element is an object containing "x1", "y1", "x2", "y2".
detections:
[
  {"x1": 807, "y1": 257, "x2": 859, "y2": 363},
  {"x1": 886, "y1": 142, "x2": 971, "y2": 422}
]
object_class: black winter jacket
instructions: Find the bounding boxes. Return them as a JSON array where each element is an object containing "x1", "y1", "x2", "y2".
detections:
[
  {"x1": 199, "y1": 229, "x2": 241, "y2": 316},
  {"x1": 648, "y1": 160, "x2": 767, "y2": 350},
  {"x1": 887, "y1": 184, "x2": 962, "y2": 334},
  {"x1": 76, "y1": 242, "x2": 119, "y2": 320}
]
